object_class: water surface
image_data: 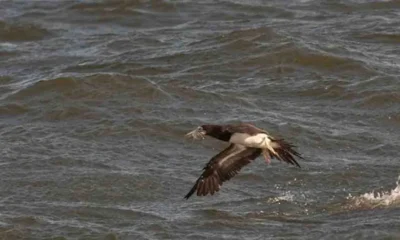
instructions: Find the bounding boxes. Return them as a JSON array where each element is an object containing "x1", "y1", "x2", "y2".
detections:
[{"x1": 0, "y1": 0, "x2": 400, "y2": 239}]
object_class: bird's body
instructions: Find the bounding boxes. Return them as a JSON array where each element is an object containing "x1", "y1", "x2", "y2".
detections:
[
  {"x1": 230, "y1": 132, "x2": 272, "y2": 148},
  {"x1": 184, "y1": 123, "x2": 303, "y2": 199}
]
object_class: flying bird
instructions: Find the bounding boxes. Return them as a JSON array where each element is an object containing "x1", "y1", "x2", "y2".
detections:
[{"x1": 184, "y1": 123, "x2": 303, "y2": 199}]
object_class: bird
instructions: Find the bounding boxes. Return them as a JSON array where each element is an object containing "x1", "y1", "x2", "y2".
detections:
[{"x1": 184, "y1": 123, "x2": 303, "y2": 199}]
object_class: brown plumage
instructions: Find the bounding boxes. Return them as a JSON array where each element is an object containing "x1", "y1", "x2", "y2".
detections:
[
  {"x1": 267, "y1": 138, "x2": 302, "y2": 168},
  {"x1": 184, "y1": 144, "x2": 261, "y2": 199},
  {"x1": 184, "y1": 123, "x2": 304, "y2": 199}
]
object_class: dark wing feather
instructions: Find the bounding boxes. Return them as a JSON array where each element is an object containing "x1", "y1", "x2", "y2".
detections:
[
  {"x1": 184, "y1": 144, "x2": 261, "y2": 199},
  {"x1": 269, "y1": 138, "x2": 303, "y2": 168}
]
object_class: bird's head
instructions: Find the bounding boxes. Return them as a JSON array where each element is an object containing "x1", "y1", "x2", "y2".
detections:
[
  {"x1": 185, "y1": 124, "x2": 224, "y2": 140},
  {"x1": 185, "y1": 126, "x2": 206, "y2": 140}
]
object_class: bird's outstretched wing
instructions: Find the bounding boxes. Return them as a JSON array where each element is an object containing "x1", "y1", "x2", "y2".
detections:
[{"x1": 184, "y1": 144, "x2": 262, "y2": 199}]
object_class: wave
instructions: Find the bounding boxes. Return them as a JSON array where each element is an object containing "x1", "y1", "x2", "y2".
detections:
[
  {"x1": 0, "y1": 103, "x2": 29, "y2": 116},
  {"x1": 0, "y1": 20, "x2": 49, "y2": 42},
  {"x1": 346, "y1": 175, "x2": 400, "y2": 209},
  {"x1": 7, "y1": 74, "x2": 173, "y2": 102},
  {"x1": 354, "y1": 33, "x2": 400, "y2": 44},
  {"x1": 69, "y1": 0, "x2": 176, "y2": 14}
]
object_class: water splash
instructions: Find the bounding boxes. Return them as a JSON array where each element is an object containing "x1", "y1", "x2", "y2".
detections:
[
  {"x1": 346, "y1": 175, "x2": 400, "y2": 209},
  {"x1": 267, "y1": 191, "x2": 295, "y2": 204}
]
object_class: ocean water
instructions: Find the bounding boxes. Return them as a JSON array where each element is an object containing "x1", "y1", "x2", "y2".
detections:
[{"x1": 0, "y1": 0, "x2": 399, "y2": 239}]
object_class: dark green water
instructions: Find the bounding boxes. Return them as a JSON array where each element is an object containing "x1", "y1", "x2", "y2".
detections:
[{"x1": 0, "y1": 1, "x2": 399, "y2": 239}]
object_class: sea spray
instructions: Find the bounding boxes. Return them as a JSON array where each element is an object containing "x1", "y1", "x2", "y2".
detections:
[{"x1": 347, "y1": 175, "x2": 400, "y2": 208}]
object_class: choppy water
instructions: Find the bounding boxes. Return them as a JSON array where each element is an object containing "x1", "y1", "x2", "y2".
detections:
[{"x1": 1, "y1": 0, "x2": 400, "y2": 239}]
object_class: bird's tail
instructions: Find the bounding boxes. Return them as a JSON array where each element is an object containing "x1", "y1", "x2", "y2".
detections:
[{"x1": 268, "y1": 138, "x2": 303, "y2": 168}]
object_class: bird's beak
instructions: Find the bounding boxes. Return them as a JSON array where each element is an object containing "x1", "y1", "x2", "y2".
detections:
[{"x1": 185, "y1": 127, "x2": 206, "y2": 140}]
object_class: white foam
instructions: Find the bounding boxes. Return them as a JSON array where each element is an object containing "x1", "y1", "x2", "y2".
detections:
[
  {"x1": 0, "y1": 42, "x2": 18, "y2": 49},
  {"x1": 347, "y1": 175, "x2": 400, "y2": 208},
  {"x1": 267, "y1": 191, "x2": 295, "y2": 204}
]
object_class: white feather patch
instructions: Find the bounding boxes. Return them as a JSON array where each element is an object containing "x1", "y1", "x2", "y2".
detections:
[
  {"x1": 230, "y1": 133, "x2": 272, "y2": 148},
  {"x1": 217, "y1": 144, "x2": 246, "y2": 166}
]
